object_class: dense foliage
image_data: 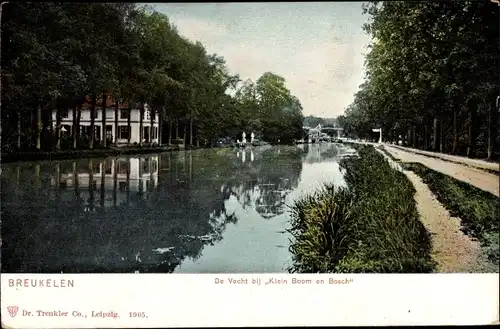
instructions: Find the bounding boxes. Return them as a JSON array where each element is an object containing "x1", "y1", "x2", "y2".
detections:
[
  {"x1": 341, "y1": 1, "x2": 499, "y2": 159},
  {"x1": 303, "y1": 115, "x2": 336, "y2": 128},
  {"x1": 288, "y1": 145, "x2": 434, "y2": 273},
  {"x1": 1, "y1": 3, "x2": 304, "y2": 152}
]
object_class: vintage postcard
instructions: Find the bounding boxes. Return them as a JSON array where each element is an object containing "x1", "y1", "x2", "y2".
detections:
[{"x1": 1, "y1": 1, "x2": 499, "y2": 328}]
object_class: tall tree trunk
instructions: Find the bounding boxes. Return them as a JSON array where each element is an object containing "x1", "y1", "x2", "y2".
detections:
[
  {"x1": 439, "y1": 115, "x2": 445, "y2": 153},
  {"x1": 126, "y1": 158, "x2": 130, "y2": 204},
  {"x1": 127, "y1": 101, "x2": 131, "y2": 146},
  {"x1": 88, "y1": 159, "x2": 94, "y2": 211},
  {"x1": 451, "y1": 108, "x2": 458, "y2": 154},
  {"x1": 189, "y1": 117, "x2": 194, "y2": 147},
  {"x1": 72, "y1": 105, "x2": 78, "y2": 149},
  {"x1": 73, "y1": 162, "x2": 79, "y2": 198},
  {"x1": 36, "y1": 104, "x2": 42, "y2": 150},
  {"x1": 487, "y1": 98, "x2": 498, "y2": 160},
  {"x1": 17, "y1": 109, "x2": 21, "y2": 149},
  {"x1": 158, "y1": 112, "x2": 163, "y2": 146},
  {"x1": 101, "y1": 93, "x2": 108, "y2": 148},
  {"x1": 466, "y1": 101, "x2": 477, "y2": 158},
  {"x1": 55, "y1": 107, "x2": 62, "y2": 150},
  {"x1": 411, "y1": 125, "x2": 416, "y2": 148},
  {"x1": 175, "y1": 119, "x2": 179, "y2": 139},
  {"x1": 100, "y1": 160, "x2": 105, "y2": 208},
  {"x1": 113, "y1": 159, "x2": 118, "y2": 207},
  {"x1": 150, "y1": 107, "x2": 154, "y2": 145},
  {"x1": 168, "y1": 119, "x2": 172, "y2": 145},
  {"x1": 114, "y1": 100, "x2": 119, "y2": 147},
  {"x1": 75, "y1": 105, "x2": 82, "y2": 149},
  {"x1": 183, "y1": 122, "x2": 187, "y2": 145},
  {"x1": 432, "y1": 117, "x2": 439, "y2": 151},
  {"x1": 425, "y1": 120, "x2": 432, "y2": 150},
  {"x1": 139, "y1": 101, "x2": 144, "y2": 146},
  {"x1": 89, "y1": 94, "x2": 97, "y2": 149}
]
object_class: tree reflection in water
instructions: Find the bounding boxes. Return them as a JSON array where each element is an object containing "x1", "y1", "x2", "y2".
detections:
[{"x1": 1, "y1": 145, "x2": 313, "y2": 273}]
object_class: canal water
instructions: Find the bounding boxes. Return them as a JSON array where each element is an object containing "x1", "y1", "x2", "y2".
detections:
[{"x1": 1, "y1": 143, "x2": 353, "y2": 273}]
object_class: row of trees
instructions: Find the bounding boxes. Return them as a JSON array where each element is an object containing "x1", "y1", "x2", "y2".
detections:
[
  {"x1": 2, "y1": 3, "x2": 304, "y2": 152},
  {"x1": 303, "y1": 115, "x2": 337, "y2": 128},
  {"x1": 340, "y1": 1, "x2": 499, "y2": 159}
]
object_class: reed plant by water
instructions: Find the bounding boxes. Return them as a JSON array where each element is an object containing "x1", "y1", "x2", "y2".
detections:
[{"x1": 288, "y1": 145, "x2": 435, "y2": 273}]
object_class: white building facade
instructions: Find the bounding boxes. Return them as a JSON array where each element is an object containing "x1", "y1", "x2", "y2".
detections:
[
  {"x1": 51, "y1": 104, "x2": 160, "y2": 146},
  {"x1": 52, "y1": 156, "x2": 160, "y2": 209}
]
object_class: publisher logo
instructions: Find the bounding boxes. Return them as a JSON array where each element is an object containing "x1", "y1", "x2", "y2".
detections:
[{"x1": 7, "y1": 306, "x2": 19, "y2": 317}]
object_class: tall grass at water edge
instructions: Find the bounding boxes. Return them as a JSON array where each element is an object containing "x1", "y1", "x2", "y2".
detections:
[{"x1": 287, "y1": 145, "x2": 435, "y2": 273}]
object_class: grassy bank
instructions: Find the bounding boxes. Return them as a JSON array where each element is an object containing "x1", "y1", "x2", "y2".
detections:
[
  {"x1": 402, "y1": 162, "x2": 499, "y2": 270},
  {"x1": 1, "y1": 145, "x2": 180, "y2": 163},
  {"x1": 288, "y1": 144, "x2": 435, "y2": 273},
  {"x1": 378, "y1": 145, "x2": 400, "y2": 162}
]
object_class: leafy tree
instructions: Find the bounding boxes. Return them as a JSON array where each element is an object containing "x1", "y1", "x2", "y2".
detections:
[{"x1": 341, "y1": 1, "x2": 499, "y2": 159}]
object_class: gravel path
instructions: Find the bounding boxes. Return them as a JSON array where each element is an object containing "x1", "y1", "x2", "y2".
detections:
[
  {"x1": 388, "y1": 144, "x2": 499, "y2": 173},
  {"x1": 404, "y1": 170, "x2": 482, "y2": 272},
  {"x1": 374, "y1": 146, "x2": 483, "y2": 272},
  {"x1": 384, "y1": 145, "x2": 499, "y2": 197}
]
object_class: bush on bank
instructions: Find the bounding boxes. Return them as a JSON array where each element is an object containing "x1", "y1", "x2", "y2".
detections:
[
  {"x1": 402, "y1": 162, "x2": 499, "y2": 269},
  {"x1": 288, "y1": 145, "x2": 435, "y2": 273}
]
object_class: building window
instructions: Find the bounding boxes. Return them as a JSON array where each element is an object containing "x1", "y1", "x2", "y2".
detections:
[
  {"x1": 80, "y1": 125, "x2": 90, "y2": 137},
  {"x1": 142, "y1": 158, "x2": 150, "y2": 174},
  {"x1": 92, "y1": 162, "x2": 101, "y2": 174},
  {"x1": 151, "y1": 159, "x2": 158, "y2": 173},
  {"x1": 62, "y1": 124, "x2": 71, "y2": 135},
  {"x1": 117, "y1": 160, "x2": 129, "y2": 175},
  {"x1": 62, "y1": 109, "x2": 69, "y2": 118},
  {"x1": 106, "y1": 108, "x2": 114, "y2": 119},
  {"x1": 105, "y1": 160, "x2": 113, "y2": 175},
  {"x1": 120, "y1": 109, "x2": 129, "y2": 119},
  {"x1": 61, "y1": 162, "x2": 74, "y2": 175},
  {"x1": 94, "y1": 125, "x2": 101, "y2": 140},
  {"x1": 106, "y1": 125, "x2": 113, "y2": 140},
  {"x1": 118, "y1": 126, "x2": 130, "y2": 139},
  {"x1": 119, "y1": 181, "x2": 127, "y2": 191}
]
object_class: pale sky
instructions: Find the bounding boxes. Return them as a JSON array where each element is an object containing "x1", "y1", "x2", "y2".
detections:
[{"x1": 151, "y1": 2, "x2": 371, "y2": 118}]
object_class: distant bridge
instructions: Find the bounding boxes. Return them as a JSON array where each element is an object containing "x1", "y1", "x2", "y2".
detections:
[{"x1": 303, "y1": 124, "x2": 343, "y2": 139}]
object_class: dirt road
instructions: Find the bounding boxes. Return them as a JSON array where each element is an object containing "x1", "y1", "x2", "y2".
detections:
[
  {"x1": 389, "y1": 144, "x2": 499, "y2": 173},
  {"x1": 404, "y1": 170, "x2": 482, "y2": 272},
  {"x1": 384, "y1": 145, "x2": 499, "y2": 197},
  {"x1": 374, "y1": 146, "x2": 485, "y2": 272}
]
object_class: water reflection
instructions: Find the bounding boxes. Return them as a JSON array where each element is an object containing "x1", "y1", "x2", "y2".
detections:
[{"x1": 1, "y1": 143, "x2": 348, "y2": 273}]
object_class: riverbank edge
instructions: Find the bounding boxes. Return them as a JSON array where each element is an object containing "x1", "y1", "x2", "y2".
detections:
[
  {"x1": 0, "y1": 145, "x2": 186, "y2": 164},
  {"x1": 1, "y1": 140, "x2": 283, "y2": 164},
  {"x1": 287, "y1": 144, "x2": 435, "y2": 273},
  {"x1": 401, "y1": 162, "x2": 499, "y2": 272}
]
